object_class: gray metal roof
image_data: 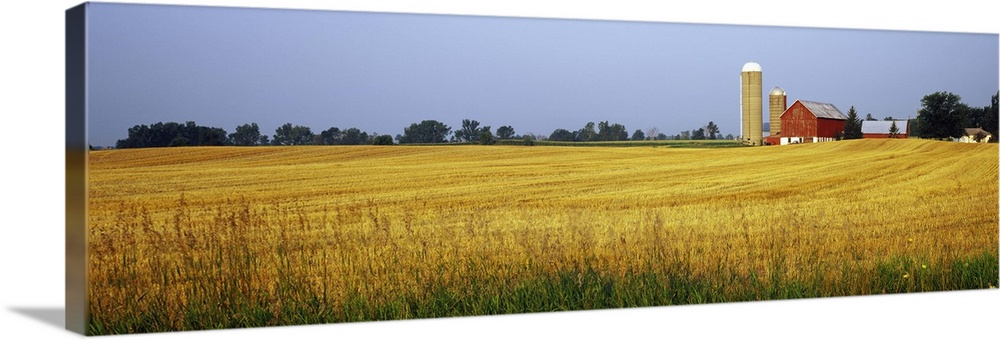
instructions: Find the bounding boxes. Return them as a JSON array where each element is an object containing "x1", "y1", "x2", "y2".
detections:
[
  {"x1": 964, "y1": 128, "x2": 991, "y2": 136},
  {"x1": 798, "y1": 100, "x2": 847, "y2": 120},
  {"x1": 862, "y1": 120, "x2": 909, "y2": 134}
]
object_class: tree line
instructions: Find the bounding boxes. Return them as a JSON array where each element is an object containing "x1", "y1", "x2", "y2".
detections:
[
  {"x1": 114, "y1": 120, "x2": 505, "y2": 148},
  {"x1": 838, "y1": 91, "x2": 998, "y2": 141},
  {"x1": 548, "y1": 120, "x2": 730, "y2": 142},
  {"x1": 111, "y1": 90, "x2": 996, "y2": 149},
  {"x1": 115, "y1": 122, "x2": 395, "y2": 148},
  {"x1": 914, "y1": 91, "x2": 998, "y2": 140},
  {"x1": 112, "y1": 117, "x2": 729, "y2": 149}
]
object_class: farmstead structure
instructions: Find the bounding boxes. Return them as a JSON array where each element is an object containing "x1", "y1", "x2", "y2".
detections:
[
  {"x1": 772, "y1": 99, "x2": 848, "y2": 145},
  {"x1": 862, "y1": 120, "x2": 910, "y2": 139},
  {"x1": 957, "y1": 128, "x2": 992, "y2": 143},
  {"x1": 741, "y1": 62, "x2": 764, "y2": 146},
  {"x1": 744, "y1": 63, "x2": 847, "y2": 146}
]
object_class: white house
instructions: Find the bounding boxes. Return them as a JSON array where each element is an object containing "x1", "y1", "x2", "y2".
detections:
[{"x1": 957, "y1": 128, "x2": 992, "y2": 143}]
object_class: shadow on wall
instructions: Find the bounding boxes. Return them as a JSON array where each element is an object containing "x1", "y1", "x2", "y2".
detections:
[{"x1": 9, "y1": 307, "x2": 64, "y2": 330}]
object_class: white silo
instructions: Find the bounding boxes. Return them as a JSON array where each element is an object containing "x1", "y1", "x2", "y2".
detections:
[
  {"x1": 769, "y1": 86, "x2": 787, "y2": 136},
  {"x1": 741, "y1": 62, "x2": 763, "y2": 146}
]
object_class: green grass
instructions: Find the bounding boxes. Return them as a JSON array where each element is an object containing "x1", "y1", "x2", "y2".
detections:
[{"x1": 87, "y1": 251, "x2": 998, "y2": 334}]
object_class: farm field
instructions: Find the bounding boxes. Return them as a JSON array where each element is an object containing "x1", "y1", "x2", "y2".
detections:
[
  {"x1": 86, "y1": 139, "x2": 998, "y2": 334},
  {"x1": 495, "y1": 138, "x2": 742, "y2": 147}
]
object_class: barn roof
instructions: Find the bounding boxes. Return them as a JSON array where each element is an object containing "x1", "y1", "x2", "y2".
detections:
[
  {"x1": 862, "y1": 120, "x2": 909, "y2": 134},
  {"x1": 964, "y1": 128, "x2": 991, "y2": 136},
  {"x1": 798, "y1": 100, "x2": 847, "y2": 120}
]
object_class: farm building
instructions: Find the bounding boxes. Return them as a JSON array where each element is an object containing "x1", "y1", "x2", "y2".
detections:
[
  {"x1": 957, "y1": 128, "x2": 992, "y2": 143},
  {"x1": 768, "y1": 86, "x2": 786, "y2": 136},
  {"x1": 770, "y1": 100, "x2": 847, "y2": 145},
  {"x1": 742, "y1": 63, "x2": 847, "y2": 146},
  {"x1": 861, "y1": 120, "x2": 910, "y2": 138},
  {"x1": 741, "y1": 62, "x2": 763, "y2": 146}
]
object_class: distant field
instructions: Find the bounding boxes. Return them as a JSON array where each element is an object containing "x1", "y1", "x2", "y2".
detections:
[
  {"x1": 496, "y1": 138, "x2": 742, "y2": 147},
  {"x1": 86, "y1": 139, "x2": 998, "y2": 334}
]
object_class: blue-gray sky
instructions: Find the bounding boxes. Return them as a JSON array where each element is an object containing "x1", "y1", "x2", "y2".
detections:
[{"x1": 85, "y1": 2, "x2": 998, "y2": 146}]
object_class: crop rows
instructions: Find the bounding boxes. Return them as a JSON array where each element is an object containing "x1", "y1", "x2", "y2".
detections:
[{"x1": 86, "y1": 139, "x2": 998, "y2": 334}]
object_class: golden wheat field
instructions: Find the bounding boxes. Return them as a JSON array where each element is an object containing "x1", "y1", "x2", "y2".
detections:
[{"x1": 86, "y1": 139, "x2": 998, "y2": 334}]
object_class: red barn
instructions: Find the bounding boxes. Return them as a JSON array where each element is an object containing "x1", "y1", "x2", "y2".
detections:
[
  {"x1": 861, "y1": 120, "x2": 910, "y2": 138},
  {"x1": 775, "y1": 100, "x2": 847, "y2": 145}
]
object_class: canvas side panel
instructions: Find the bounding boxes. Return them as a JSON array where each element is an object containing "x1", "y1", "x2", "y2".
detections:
[{"x1": 65, "y1": 2, "x2": 88, "y2": 335}]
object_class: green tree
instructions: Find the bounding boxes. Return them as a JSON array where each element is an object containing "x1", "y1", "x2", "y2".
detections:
[
  {"x1": 597, "y1": 121, "x2": 612, "y2": 141},
  {"x1": 318, "y1": 127, "x2": 342, "y2": 145},
  {"x1": 917, "y1": 91, "x2": 966, "y2": 139},
  {"x1": 865, "y1": 113, "x2": 877, "y2": 121},
  {"x1": 478, "y1": 130, "x2": 496, "y2": 145},
  {"x1": 116, "y1": 121, "x2": 229, "y2": 148},
  {"x1": 196, "y1": 126, "x2": 229, "y2": 146},
  {"x1": 616, "y1": 125, "x2": 629, "y2": 140},
  {"x1": 888, "y1": 121, "x2": 899, "y2": 138},
  {"x1": 272, "y1": 123, "x2": 315, "y2": 145},
  {"x1": 169, "y1": 135, "x2": 190, "y2": 147},
  {"x1": 229, "y1": 123, "x2": 262, "y2": 146},
  {"x1": 548, "y1": 129, "x2": 576, "y2": 141},
  {"x1": 453, "y1": 119, "x2": 492, "y2": 143},
  {"x1": 966, "y1": 106, "x2": 987, "y2": 130},
  {"x1": 907, "y1": 119, "x2": 921, "y2": 138},
  {"x1": 597, "y1": 121, "x2": 628, "y2": 141},
  {"x1": 577, "y1": 122, "x2": 597, "y2": 141},
  {"x1": 496, "y1": 125, "x2": 515, "y2": 140},
  {"x1": 340, "y1": 128, "x2": 369, "y2": 145},
  {"x1": 372, "y1": 135, "x2": 394, "y2": 145},
  {"x1": 692, "y1": 128, "x2": 706, "y2": 140},
  {"x1": 399, "y1": 120, "x2": 451, "y2": 144},
  {"x1": 631, "y1": 129, "x2": 645, "y2": 141},
  {"x1": 455, "y1": 119, "x2": 481, "y2": 142},
  {"x1": 706, "y1": 121, "x2": 720, "y2": 140},
  {"x1": 842, "y1": 106, "x2": 863, "y2": 139},
  {"x1": 966, "y1": 91, "x2": 999, "y2": 138},
  {"x1": 988, "y1": 91, "x2": 999, "y2": 140}
]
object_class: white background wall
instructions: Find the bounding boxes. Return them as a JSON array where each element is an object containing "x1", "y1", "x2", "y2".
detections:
[{"x1": 1, "y1": 1, "x2": 998, "y2": 339}]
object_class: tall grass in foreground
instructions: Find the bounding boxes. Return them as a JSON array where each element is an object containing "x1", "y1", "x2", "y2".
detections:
[
  {"x1": 87, "y1": 197, "x2": 997, "y2": 334},
  {"x1": 86, "y1": 140, "x2": 999, "y2": 334}
]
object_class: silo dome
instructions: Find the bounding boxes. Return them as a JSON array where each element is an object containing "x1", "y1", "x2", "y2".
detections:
[
  {"x1": 769, "y1": 86, "x2": 785, "y2": 96},
  {"x1": 742, "y1": 62, "x2": 762, "y2": 72}
]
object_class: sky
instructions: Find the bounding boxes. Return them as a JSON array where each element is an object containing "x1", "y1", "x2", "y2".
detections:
[
  {"x1": 2, "y1": 2, "x2": 998, "y2": 340},
  {"x1": 85, "y1": 3, "x2": 999, "y2": 146}
]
